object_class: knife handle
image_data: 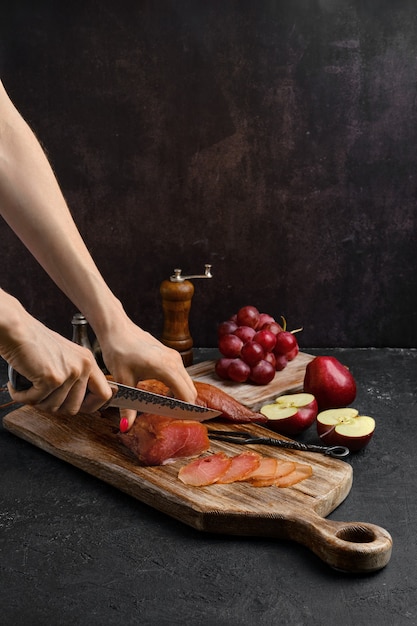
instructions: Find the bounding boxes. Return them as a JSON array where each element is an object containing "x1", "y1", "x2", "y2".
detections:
[{"x1": 8, "y1": 366, "x2": 33, "y2": 391}]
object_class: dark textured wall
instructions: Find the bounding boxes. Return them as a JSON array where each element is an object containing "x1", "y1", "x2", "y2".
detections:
[{"x1": 1, "y1": 1, "x2": 417, "y2": 349}]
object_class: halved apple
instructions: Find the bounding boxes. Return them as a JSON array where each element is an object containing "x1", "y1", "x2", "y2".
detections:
[
  {"x1": 317, "y1": 408, "x2": 375, "y2": 452},
  {"x1": 260, "y1": 393, "x2": 318, "y2": 435}
]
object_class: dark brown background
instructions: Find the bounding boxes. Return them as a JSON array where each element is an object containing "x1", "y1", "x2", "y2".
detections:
[{"x1": 1, "y1": 0, "x2": 417, "y2": 349}]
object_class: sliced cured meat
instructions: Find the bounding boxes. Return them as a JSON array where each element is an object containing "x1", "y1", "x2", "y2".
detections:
[
  {"x1": 275, "y1": 462, "x2": 313, "y2": 487},
  {"x1": 241, "y1": 457, "x2": 278, "y2": 484},
  {"x1": 178, "y1": 452, "x2": 232, "y2": 486},
  {"x1": 194, "y1": 381, "x2": 267, "y2": 424},
  {"x1": 177, "y1": 452, "x2": 313, "y2": 488},
  {"x1": 119, "y1": 413, "x2": 209, "y2": 466},
  {"x1": 248, "y1": 460, "x2": 296, "y2": 488},
  {"x1": 216, "y1": 451, "x2": 261, "y2": 484}
]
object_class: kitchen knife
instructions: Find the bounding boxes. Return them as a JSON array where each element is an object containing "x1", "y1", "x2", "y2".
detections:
[{"x1": 8, "y1": 365, "x2": 222, "y2": 422}]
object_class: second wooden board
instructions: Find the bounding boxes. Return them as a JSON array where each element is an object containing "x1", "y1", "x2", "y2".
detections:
[{"x1": 187, "y1": 352, "x2": 315, "y2": 411}]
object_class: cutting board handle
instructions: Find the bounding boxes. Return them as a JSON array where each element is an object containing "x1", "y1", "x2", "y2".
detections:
[{"x1": 287, "y1": 513, "x2": 393, "y2": 573}]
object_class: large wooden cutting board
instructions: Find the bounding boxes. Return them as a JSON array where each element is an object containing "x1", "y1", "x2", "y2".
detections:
[{"x1": 3, "y1": 388, "x2": 392, "y2": 572}]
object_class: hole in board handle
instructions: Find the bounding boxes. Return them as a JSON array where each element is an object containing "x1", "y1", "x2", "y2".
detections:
[{"x1": 336, "y1": 525, "x2": 376, "y2": 544}]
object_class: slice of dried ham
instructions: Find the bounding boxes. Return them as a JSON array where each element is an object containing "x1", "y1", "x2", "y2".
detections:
[
  {"x1": 247, "y1": 460, "x2": 296, "y2": 488},
  {"x1": 216, "y1": 451, "x2": 261, "y2": 484},
  {"x1": 178, "y1": 452, "x2": 232, "y2": 486},
  {"x1": 178, "y1": 453, "x2": 313, "y2": 488},
  {"x1": 274, "y1": 462, "x2": 313, "y2": 487},
  {"x1": 119, "y1": 414, "x2": 209, "y2": 466},
  {"x1": 238, "y1": 456, "x2": 278, "y2": 484}
]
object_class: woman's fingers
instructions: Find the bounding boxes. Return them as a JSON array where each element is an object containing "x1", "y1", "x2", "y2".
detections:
[
  {"x1": 119, "y1": 408, "x2": 137, "y2": 432},
  {"x1": 10, "y1": 371, "x2": 112, "y2": 416}
]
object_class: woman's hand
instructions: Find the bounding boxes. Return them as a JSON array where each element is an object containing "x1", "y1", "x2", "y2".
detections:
[
  {"x1": 96, "y1": 314, "x2": 197, "y2": 431},
  {"x1": 1, "y1": 296, "x2": 112, "y2": 415}
]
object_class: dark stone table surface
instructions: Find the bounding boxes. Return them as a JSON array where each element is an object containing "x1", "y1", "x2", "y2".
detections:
[{"x1": 1, "y1": 348, "x2": 416, "y2": 625}]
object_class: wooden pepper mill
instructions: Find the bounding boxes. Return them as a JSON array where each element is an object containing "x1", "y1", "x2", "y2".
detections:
[{"x1": 160, "y1": 264, "x2": 213, "y2": 367}]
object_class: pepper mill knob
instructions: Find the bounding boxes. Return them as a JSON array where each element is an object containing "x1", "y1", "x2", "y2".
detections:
[
  {"x1": 170, "y1": 264, "x2": 213, "y2": 282},
  {"x1": 160, "y1": 265, "x2": 213, "y2": 367}
]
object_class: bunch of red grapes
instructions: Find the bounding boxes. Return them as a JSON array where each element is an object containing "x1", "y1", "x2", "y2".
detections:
[{"x1": 215, "y1": 305, "x2": 299, "y2": 385}]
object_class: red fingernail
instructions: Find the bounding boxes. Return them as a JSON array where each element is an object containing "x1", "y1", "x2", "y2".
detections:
[{"x1": 119, "y1": 417, "x2": 129, "y2": 433}]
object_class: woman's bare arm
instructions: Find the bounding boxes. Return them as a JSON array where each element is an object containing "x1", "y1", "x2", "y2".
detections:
[{"x1": 0, "y1": 80, "x2": 196, "y2": 425}]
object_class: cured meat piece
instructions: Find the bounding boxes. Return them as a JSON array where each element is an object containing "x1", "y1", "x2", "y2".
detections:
[
  {"x1": 194, "y1": 381, "x2": 267, "y2": 424},
  {"x1": 100, "y1": 378, "x2": 174, "y2": 420},
  {"x1": 178, "y1": 452, "x2": 232, "y2": 486},
  {"x1": 216, "y1": 451, "x2": 261, "y2": 484},
  {"x1": 116, "y1": 378, "x2": 265, "y2": 465},
  {"x1": 275, "y1": 462, "x2": 313, "y2": 487},
  {"x1": 240, "y1": 456, "x2": 278, "y2": 484},
  {"x1": 136, "y1": 379, "x2": 172, "y2": 397},
  {"x1": 248, "y1": 460, "x2": 296, "y2": 488},
  {"x1": 133, "y1": 378, "x2": 267, "y2": 424},
  {"x1": 119, "y1": 414, "x2": 209, "y2": 466}
]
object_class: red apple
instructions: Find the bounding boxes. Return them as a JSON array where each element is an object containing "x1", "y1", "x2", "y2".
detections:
[
  {"x1": 260, "y1": 393, "x2": 318, "y2": 435},
  {"x1": 303, "y1": 356, "x2": 357, "y2": 410},
  {"x1": 316, "y1": 408, "x2": 375, "y2": 452}
]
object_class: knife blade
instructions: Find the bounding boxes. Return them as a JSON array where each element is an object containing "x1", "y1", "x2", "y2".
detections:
[{"x1": 8, "y1": 365, "x2": 222, "y2": 422}]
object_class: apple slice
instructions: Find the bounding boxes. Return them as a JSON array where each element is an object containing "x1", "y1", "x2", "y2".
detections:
[
  {"x1": 260, "y1": 392, "x2": 318, "y2": 435},
  {"x1": 317, "y1": 408, "x2": 375, "y2": 452}
]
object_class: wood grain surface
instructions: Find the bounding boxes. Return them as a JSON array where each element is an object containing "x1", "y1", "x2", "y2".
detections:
[{"x1": 2, "y1": 353, "x2": 392, "y2": 573}]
